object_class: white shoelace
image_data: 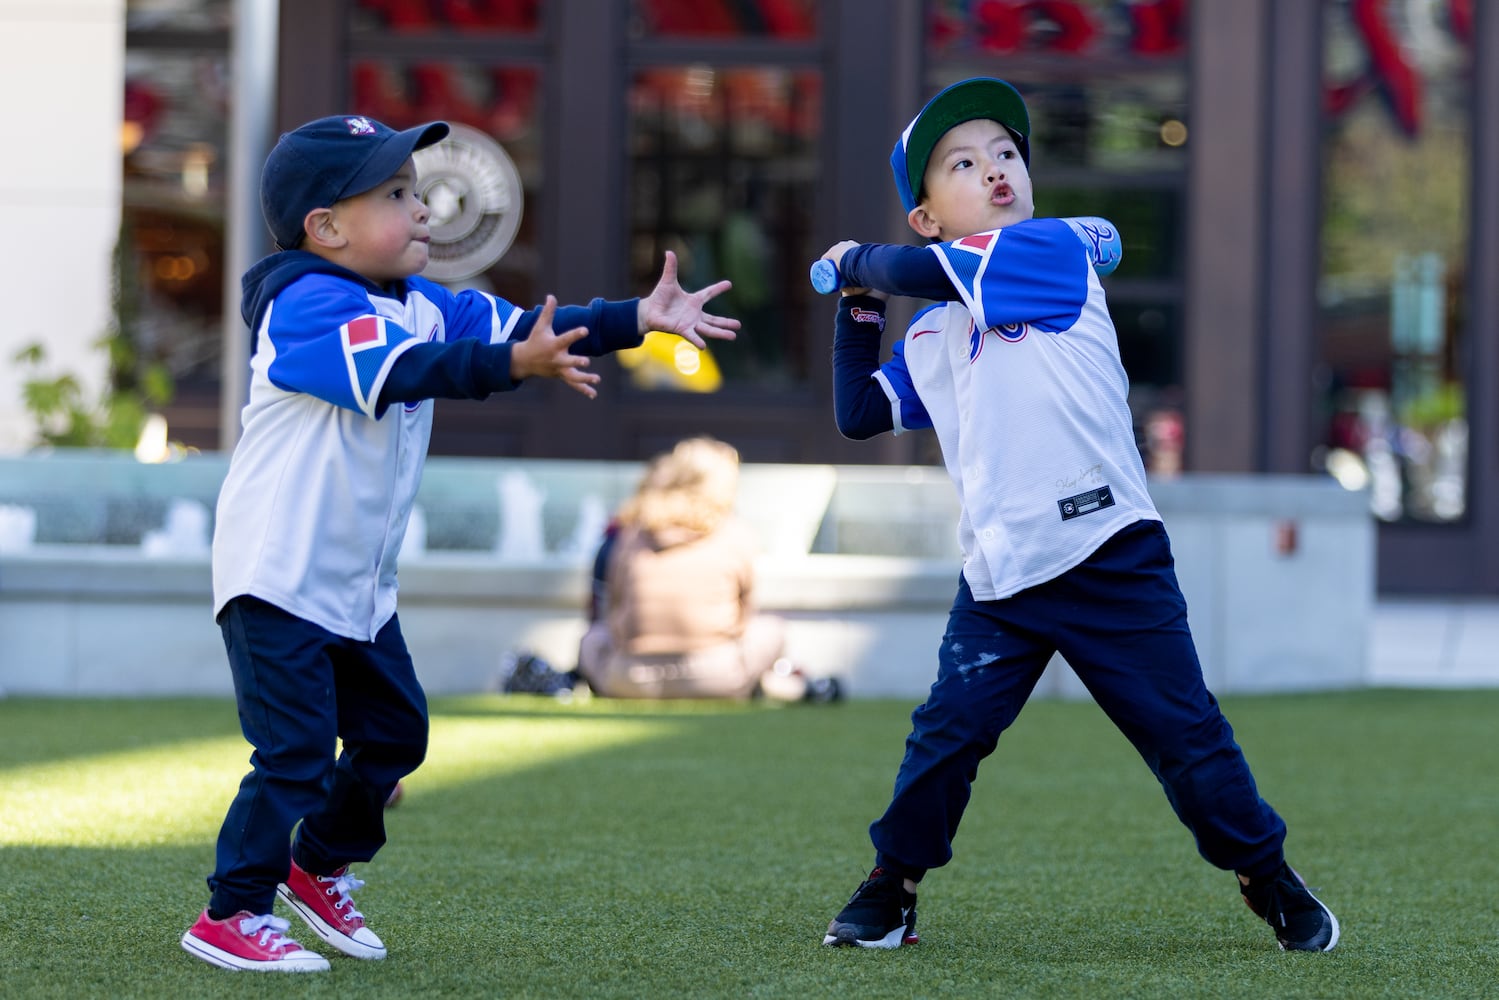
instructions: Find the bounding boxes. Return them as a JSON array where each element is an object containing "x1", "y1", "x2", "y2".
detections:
[
  {"x1": 321, "y1": 870, "x2": 366, "y2": 921},
  {"x1": 237, "y1": 913, "x2": 299, "y2": 952}
]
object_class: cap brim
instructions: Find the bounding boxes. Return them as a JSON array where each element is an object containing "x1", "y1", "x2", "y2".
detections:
[
  {"x1": 904, "y1": 79, "x2": 1030, "y2": 207},
  {"x1": 338, "y1": 121, "x2": 450, "y2": 201}
]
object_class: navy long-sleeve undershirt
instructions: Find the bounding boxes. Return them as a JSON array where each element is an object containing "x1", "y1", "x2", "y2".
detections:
[
  {"x1": 378, "y1": 297, "x2": 641, "y2": 410},
  {"x1": 830, "y1": 243, "x2": 957, "y2": 439},
  {"x1": 837, "y1": 243, "x2": 953, "y2": 301}
]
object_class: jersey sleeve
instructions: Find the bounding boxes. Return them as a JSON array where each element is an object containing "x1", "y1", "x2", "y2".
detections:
[
  {"x1": 875, "y1": 313, "x2": 935, "y2": 434},
  {"x1": 927, "y1": 217, "x2": 1091, "y2": 333},
  {"x1": 410, "y1": 276, "x2": 524, "y2": 344},
  {"x1": 262, "y1": 274, "x2": 422, "y2": 418}
]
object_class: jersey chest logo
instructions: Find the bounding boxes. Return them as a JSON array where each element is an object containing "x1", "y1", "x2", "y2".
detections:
[{"x1": 967, "y1": 320, "x2": 1028, "y2": 361}]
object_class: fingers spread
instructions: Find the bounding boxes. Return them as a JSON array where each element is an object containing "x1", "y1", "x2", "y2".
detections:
[{"x1": 693, "y1": 279, "x2": 733, "y2": 301}]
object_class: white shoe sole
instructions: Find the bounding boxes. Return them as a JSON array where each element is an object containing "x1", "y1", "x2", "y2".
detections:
[
  {"x1": 1282, "y1": 890, "x2": 1341, "y2": 953},
  {"x1": 821, "y1": 924, "x2": 908, "y2": 949},
  {"x1": 276, "y1": 883, "x2": 387, "y2": 960},
  {"x1": 180, "y1": 931, "x2": 330, "y2": 972}
]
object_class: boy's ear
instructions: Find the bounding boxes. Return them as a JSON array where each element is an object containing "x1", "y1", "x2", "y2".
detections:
[
  {"x1": 907, "y1": 205, "x2": 942, "y2": 241},
  {"x1": 303, "y1": 207, "x2": 345, "y2": 249}
]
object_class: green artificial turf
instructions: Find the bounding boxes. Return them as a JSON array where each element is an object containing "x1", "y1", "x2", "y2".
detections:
[{"x1": 0, "y1": 689, "x2": 1495, "y2": 999}]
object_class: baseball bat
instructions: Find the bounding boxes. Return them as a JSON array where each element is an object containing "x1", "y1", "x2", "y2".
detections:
[
  {"x1": 809, "y1": 259, "x2": 840, "y2": 294},
  {"x1": 809, "y1": 216, "x2": 1122, "y2": 294}
]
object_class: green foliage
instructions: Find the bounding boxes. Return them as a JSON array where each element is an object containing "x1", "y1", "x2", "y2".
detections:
[
  {"x1": 13, "y1": 340, "x2": 170, "y2": 449},
  {"x1": 1400, "y1": 382, "x2": 1465, "y2": 432},
  {"x1": 1, "y1": 690, "x2": 1495, "y2": 999},
  {"x1": 13, "y1": 223, "x2": 175, "y2": 450}
]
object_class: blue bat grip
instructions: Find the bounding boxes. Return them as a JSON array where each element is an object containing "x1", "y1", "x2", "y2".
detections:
[{"x1": 809, "y1": 259, "x2": 841, "y2": 294}]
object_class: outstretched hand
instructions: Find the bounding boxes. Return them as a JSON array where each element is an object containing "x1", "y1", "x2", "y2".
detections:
[
  {"x1": 637, "y1": 250, "x2": 741, "y2": 349},
  {"x1": 510, "y1": 296, "x2": 602, "y2": 399}
]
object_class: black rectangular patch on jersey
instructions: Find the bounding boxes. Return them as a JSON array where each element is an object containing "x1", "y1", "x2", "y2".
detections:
[{"x1": 1058, "y1": 485, "x2": 1115, "y2": 521}]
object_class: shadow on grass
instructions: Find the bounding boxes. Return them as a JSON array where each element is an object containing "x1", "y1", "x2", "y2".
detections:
[{"x1": 2, "y1": 691, "x2": 1498, "y2": 998}]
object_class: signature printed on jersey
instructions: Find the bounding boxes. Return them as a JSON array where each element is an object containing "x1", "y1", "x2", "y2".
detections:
[{"x1": 1055, "y1": 463, "x2": 1104, "y2": 491}]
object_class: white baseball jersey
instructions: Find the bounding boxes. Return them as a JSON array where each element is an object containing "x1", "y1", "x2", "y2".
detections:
[
  {"x1": 872, "y1": 219, "x2": 1160, "y2": 600},
  {"x1": 213, "y1": 254, "x2": 523, "y2": 640}
]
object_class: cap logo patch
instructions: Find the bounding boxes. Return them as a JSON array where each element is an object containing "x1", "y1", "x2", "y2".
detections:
[{"x1": 344, "y1": 116, "x2": 378, "y2": 136}]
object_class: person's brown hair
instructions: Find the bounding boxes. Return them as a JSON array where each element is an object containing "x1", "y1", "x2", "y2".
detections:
[{"x1": 618, "y1": 436, "x2": 740, "y2": 538}]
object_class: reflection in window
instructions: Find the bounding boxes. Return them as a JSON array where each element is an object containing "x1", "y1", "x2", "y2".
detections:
[
  {"x1": 629, "y1": 0, "x2": 817, "y2": 39},
  {"x1": 121, "y1": 49, "x2": 230, "y2": 390},
  {"x1": 352, "y1": 60, "x2": 542, "y2": 306},
  {"x1": 1017, "y1": 75, "x2": 1190, "y2": 174},
  {"x1": 627, "y1": 67, "x2": 820, "y2": 391},
  {"x1": 928, "y1": 0, "x2": 1188, "y2": 61},
  {"x1": 126, "y1": 0, "x2": 232, "y2": 32},
  {"x1": 350, "y1": 0, "x2": 540, "y2": 34},
  {"x1": 1315, "y1": 0, "x2": 1471, "y2": 523}
]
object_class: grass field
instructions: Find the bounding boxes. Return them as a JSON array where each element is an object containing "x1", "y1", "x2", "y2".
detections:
[{"x1": 1, "y1": 689, "x2": 1495, "y2": 999}]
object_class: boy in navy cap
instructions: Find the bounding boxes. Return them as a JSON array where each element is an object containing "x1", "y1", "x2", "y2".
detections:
[
  {"x1": 816, "y1": 79, "x2": 1338, "y2": 953},
  {"x1": 180, "y1": 115, "x2": 739, "y2": 972}
]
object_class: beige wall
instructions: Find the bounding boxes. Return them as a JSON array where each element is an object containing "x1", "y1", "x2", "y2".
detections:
[{"x1": 0, "y1": 1, "x2": 123, "y2": 454}]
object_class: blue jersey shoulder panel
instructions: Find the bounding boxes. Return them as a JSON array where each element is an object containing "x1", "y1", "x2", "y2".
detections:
[
  {"x1": 879, "y1": 336, "x2": 933, "y2": 432},
  {"x1": 263, "y1": 273, "x2": 417, "y2": 413},
  {"x1": 928, "y1": 218, "x2": 1090, "y2": 333}
]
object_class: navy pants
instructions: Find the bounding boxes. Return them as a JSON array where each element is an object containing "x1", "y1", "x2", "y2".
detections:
[
  {"x1": 207, "y1": 596, "x2": 429, "y2": 917},
  {"x1": 871, "y1": 520, "x2": 1286, "y2": 881}
]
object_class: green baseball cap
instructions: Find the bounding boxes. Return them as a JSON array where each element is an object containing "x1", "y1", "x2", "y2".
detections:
[{"x1": 891, "y1": 77, "x2": 1031, "y2": 213}]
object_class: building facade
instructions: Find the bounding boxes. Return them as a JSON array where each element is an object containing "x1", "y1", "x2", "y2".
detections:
[{"x1": 115, "y1": 0, "x2": 1497, "y2": 593}]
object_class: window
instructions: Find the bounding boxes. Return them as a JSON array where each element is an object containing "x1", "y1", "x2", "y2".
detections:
[
  {"x1": 350, "y1": 0, "x2": 542, "y2": 35},
  {"x1": 123, "y1": 2, "x2": 232, "y2": 446},
  {"x1": 1314, "y1": 0, "x2": 1472, "y2": 523},
  {"x1": 626, "y1": 66, "x2": 821, "y2": 391},
  {"x1": 628, "y1": 0, "x2": 817, "y2": 39},
  {"x1": 351, "y1": 59, "x2": 543, "y2": 307}
]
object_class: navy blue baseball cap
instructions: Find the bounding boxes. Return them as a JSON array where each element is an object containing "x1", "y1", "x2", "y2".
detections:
[
  {"x1": 890, "y1": 78, "x2": 1031, "y2": 214},
  {"x1": 261, "y1": 114, "x2": 450, "y2": 250}
]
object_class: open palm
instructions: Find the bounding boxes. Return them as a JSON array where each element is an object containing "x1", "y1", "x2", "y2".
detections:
[{"x1": 638, "y1": 250, "x2": 741, "y2": 349}]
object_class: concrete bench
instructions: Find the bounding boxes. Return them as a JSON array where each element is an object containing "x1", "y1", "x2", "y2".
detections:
[{"x1": 0, "y1": 451, "x2": 1373, "y2": 699}]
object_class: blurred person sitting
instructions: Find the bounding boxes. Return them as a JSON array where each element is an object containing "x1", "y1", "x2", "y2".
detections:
[{"x1": 577, "y1": 436, "x2": 837, "y2": 702}]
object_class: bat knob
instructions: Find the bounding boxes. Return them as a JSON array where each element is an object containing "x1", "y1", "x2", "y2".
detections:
[{"x1": 809, "y1": 259, "x2": 841, "y2": 294}]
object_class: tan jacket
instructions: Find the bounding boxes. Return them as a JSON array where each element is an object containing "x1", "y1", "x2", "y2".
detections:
[{"x1": 604, "y1": 517, "x2": 757, "y2": 656}]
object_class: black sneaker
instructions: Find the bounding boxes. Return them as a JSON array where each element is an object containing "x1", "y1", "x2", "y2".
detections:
[
  {"x1": 803, "y1": 677, "x2": 844, "y2": 704},
  {"x1": 1239, "y1": 863, "x2": 1340, "y2": 952},
  {"x1": 822, "y1": 867, "x2": 918, "y2": 948},
  {"x1": 500, "y1": 651, "x2": 577, "y2": 697}
]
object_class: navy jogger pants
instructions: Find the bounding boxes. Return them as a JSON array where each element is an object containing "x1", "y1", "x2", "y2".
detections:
[
  {"x1": 207, "y1": 596, "x2": 429, "y2": 917},
  {"x1": 871, "y1": 519, "x2": 1287, "y2": 880}
]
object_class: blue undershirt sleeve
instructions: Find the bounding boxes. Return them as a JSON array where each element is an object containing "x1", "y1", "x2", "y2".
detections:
[
  {"x1": 832, "y1": 295, "x2": 896, "y2": 439},
  {"x1": 377, "y1": 295, "x2": 642, "y2": 412},
  {"x1": 509, "y1": 298, "x2": 645, "y2": 355},
  {"x1": 378, "y1": 339, "x2": 516, "y2": 412},
  {"x1": 838, "y1": 243, "x2": 956, "y2": 301}
]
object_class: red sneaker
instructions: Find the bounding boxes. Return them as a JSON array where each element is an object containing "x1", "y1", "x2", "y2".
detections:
[
  {"x1": 278, "y1": 859, "x2": 387, "y2": 959},
  {"x1": 180, "y1": 909, "x2": 330, "y2": 972}
]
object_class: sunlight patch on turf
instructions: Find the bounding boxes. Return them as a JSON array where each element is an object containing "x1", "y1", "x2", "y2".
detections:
[{"x1": 0, "y1": 716, "x2": 673, "y2": 848}]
